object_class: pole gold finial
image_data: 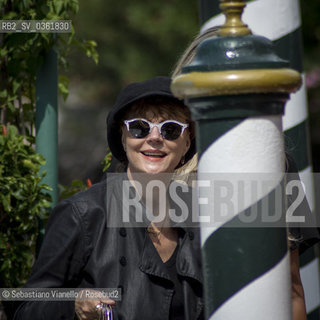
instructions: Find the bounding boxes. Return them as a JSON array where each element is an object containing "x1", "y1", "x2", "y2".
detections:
[{"x1": 219, "y1": 0, "x2": 252, "y2": 36}]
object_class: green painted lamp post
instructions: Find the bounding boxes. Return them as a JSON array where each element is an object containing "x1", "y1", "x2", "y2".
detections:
[
  {"x1": 35, "y1": 47, "x2": 58, "y2": 250},
  {"x1": 35, "y1": 47, "x2": 58, "y2": 207},
  {"x1": 172, "y1": 0, "x2": 301, "y2": 319}
]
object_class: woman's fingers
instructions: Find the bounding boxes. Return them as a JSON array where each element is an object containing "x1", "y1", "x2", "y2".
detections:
[
  {"x1": 75, "y1": 297, "x2": 100, "y2": 320},
  {"x1": 100, "y1": 299, "x2": 115, "y2": 306},
  {"x1": 75, "y1": 289, "x2": 115, "y2": 320}
]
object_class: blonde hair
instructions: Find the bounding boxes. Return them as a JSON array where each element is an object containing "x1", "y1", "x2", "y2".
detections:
[
  {"x1": 169, "y1": 27, "x2": 220, "y2": 182},
  {"x1": 172, "y1": 153, "x2": 198, "y2": 185},
  {"x1": 171, "y1": 27, "x2": 220, "y2": 78}
]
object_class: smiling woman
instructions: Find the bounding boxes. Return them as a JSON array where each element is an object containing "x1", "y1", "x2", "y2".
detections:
[
  {"x1": 79, "y1": 76, "x2": 201, "y2": 319},
  {"x1": 14, "y1": 77, "x2": 202, "y2": 320}
]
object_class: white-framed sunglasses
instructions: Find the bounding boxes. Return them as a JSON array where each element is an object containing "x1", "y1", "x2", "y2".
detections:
[{"x1": 123, "y1": 118, "x2": 189, "y2": 141}]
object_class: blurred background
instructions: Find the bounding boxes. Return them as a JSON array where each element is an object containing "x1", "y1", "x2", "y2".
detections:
[{"x1": 58, "y1": 0, "x2": 320, "y2": 186}]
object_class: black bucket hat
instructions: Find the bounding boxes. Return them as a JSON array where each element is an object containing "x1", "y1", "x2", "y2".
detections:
[{"x1": 106, "y1": 76, "x2": 196, "y2": 163}]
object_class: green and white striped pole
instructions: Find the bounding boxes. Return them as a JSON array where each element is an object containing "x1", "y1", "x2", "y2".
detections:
[
  {"x1": 172, "y1": 1, "x2": 301, "y2": 318},
  {"x1": 199, "y1": 1, "x2": 320, "y2": 318}
]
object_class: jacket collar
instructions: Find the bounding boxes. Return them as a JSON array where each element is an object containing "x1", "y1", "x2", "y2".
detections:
[
  {"x1": 177, "y1": 229, "x2": 203, "y2": 283},
  {"x1": 139, "y1": 228, "x2": 203, "y2": 285},
  {"x1": 139, "y1": 231, "x2": 171, "y2": 281}
]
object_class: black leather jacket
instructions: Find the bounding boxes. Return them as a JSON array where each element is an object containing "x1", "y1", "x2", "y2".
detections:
[{"x1": 14, "y1": 174, "x2": 204, "y2": 320}]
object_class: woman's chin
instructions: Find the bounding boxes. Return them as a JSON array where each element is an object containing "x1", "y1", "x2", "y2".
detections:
[
  {"x1": 128, "y1": 161, "x2": 177, "y2": 175},
  {"x1": 144, "y1": 167, "x2": 167, "y2": 175},
  {"x1": 142, "y1": 164, "x2": 173, "y2": 175}
]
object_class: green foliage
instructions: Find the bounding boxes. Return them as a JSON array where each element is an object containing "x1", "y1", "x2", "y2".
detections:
[
  {"x1": 59, "y1": 179, "x2": 88, "y2": 199},
  {"x1": 0, "y1": 0, "x2": 98, "y2": 135},
  {"x1": 102, "y1": 150, "x2": 112, "y2": 172},
  {"x1": 0, "y1": 0, "x2": 98, "y2": 288},
  {"x1": 59, "y1": 149, "x2": 112, "y2": 200},
  {"x1": 0, "y1": 125, "x2": 51, "y2": 288}
]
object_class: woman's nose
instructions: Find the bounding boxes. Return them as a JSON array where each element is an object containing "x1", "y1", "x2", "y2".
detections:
[{"x1": 147, "y1": 126, "x2": 162, "y2": 141}]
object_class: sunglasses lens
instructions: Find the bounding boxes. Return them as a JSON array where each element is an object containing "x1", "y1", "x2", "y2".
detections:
[
  {"x1": 161, "y1": 122, "x2": 183, "y2": 140},
  {"x1": 128, "y1": 120, "x2": 150, "y2": 138}
]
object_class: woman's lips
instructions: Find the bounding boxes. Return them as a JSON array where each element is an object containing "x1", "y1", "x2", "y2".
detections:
[{"x1": 141, "y1": 150, "x2": 166, "y2": 161}]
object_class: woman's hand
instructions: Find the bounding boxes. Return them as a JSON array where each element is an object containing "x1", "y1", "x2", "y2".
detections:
[
  {"x1": 75, "y1": 289, "x2": 115, "y2": 320},
  {"x1": 290, "y1": 249, "x2": 307, "y2": 320}
]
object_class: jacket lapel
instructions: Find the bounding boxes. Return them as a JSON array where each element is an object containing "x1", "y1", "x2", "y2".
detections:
[{"x1": 139, "y1": 231, "x2": 171, "y2": 281}]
